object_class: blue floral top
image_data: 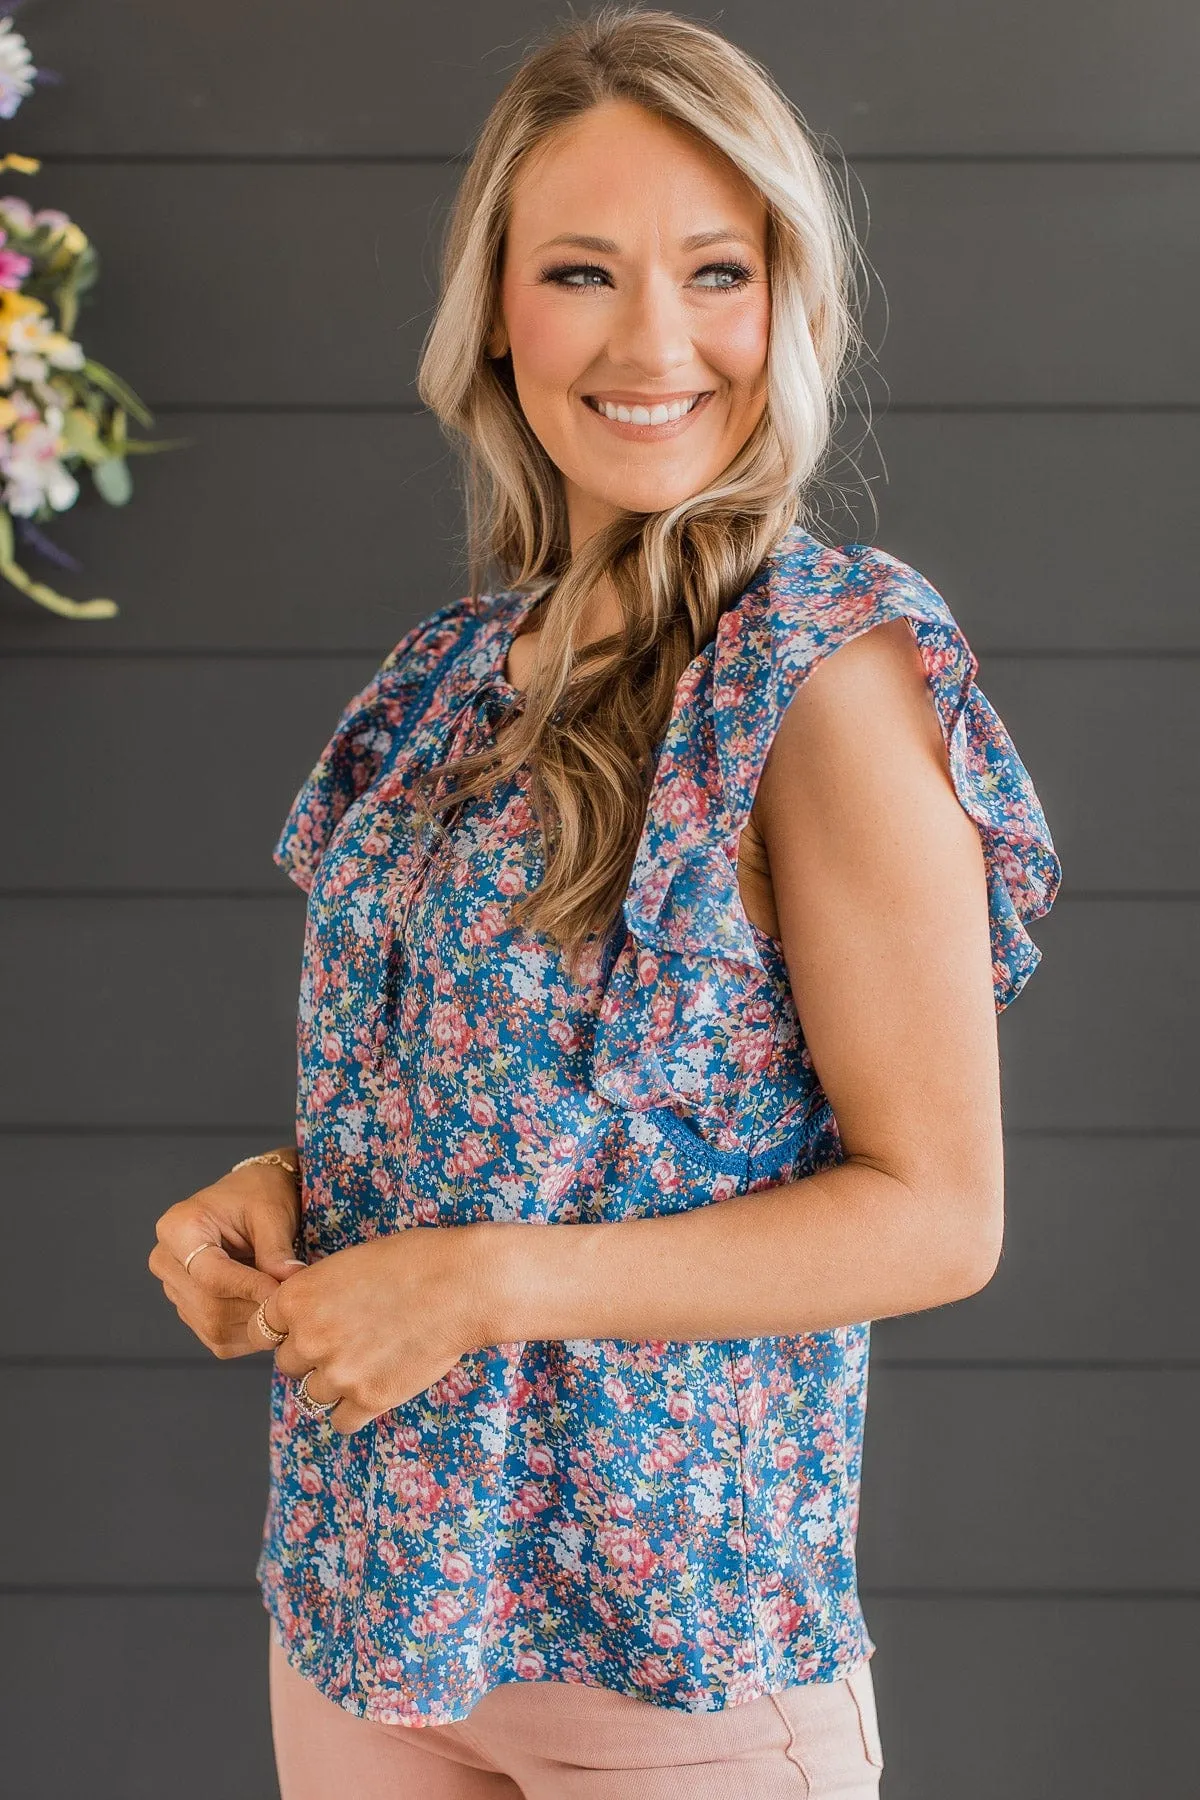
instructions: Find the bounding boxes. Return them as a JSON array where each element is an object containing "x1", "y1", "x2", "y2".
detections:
[{"x1": 256, "y1": 523, "x2": 1061, "y2": 1725}]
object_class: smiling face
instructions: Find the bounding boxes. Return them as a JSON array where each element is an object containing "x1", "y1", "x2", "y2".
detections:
[{"x1": 490, "y1": 98, "x2": 772, "y2": 552}]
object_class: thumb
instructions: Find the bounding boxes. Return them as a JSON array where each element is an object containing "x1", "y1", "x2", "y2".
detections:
[
  {"x1": 249, "y1": 1220, "x2": 307, "y2": 1283},
  {"x1": 193, "y1": 1250, "x2": 280, "y2": 1308}
]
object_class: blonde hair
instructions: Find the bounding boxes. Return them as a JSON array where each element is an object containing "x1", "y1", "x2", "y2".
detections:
[{"x1": 414, "y1": 4, "x2": 870, "y2": 953}]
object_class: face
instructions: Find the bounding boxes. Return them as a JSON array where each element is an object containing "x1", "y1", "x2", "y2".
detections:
[{"x1": 490, "y1": 98, "x2": 771, "y2": 551}]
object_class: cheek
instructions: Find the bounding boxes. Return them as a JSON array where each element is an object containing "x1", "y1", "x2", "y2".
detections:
[
  {"x1": 704, "y1": 299, "x2": 770, "y2": 392},
  {"x1": 506, "y1": 288, "x2": 596, "y2": 394}
]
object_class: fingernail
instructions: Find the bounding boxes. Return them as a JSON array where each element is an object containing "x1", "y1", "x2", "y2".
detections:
[{"x1": 281, "y1": 1259, "x2": 306, "y2": 1270}]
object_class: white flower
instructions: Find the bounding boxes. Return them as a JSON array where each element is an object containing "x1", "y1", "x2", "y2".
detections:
[
  {"x1": 0, "y1": 405, "x2": 79, "y2": 515},
  {"x1": 0, "y1": 19, "x2": 35, "y2": 121},
  {"x1": 0, "y1": 194, "x2": 32, "y2": 230},
  {"x1": 6, "y1": 313, "x2": 85, "y2": 384}
]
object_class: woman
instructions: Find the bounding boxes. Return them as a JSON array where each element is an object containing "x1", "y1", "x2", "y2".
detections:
[{"x1": 148, "y1": 8, "x2": 1061, "y2": 1796}]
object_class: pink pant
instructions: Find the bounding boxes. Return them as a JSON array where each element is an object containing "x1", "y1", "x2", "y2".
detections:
[{"x1": 269, "y1": 1633, "x2": 885, "y2": 1799}]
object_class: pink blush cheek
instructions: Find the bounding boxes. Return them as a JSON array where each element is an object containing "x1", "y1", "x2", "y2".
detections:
[
  {"x1": 506, "y1": 284, "x2": 602, "y2": 390},
  {"x1": 697, "y1": 297, "x2": 770, "y2": 378}
]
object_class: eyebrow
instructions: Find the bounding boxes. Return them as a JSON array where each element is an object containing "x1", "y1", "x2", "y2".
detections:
[{"x1": 532, "y1": 228, "x2": 759, "y2": 255}]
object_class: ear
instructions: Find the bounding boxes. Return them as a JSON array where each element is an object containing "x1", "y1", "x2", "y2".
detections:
[{"x1": 486, "y1": 318, "x2": 510, "y2": 360}]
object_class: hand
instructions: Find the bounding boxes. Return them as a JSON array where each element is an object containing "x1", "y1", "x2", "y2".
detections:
[
  {"x1": 148, "y1": 1154, "x2": 305, "y2": 1359},
  {"x1": 255, "y1": 1225, "x2": 492, "y2": 1434}
]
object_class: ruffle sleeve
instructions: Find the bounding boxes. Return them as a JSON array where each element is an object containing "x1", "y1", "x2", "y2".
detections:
[
  {"x1": 589, "y1": 530, "x2": 1063, "y2": 1116},
  {"x1": 273, "y1": 595, "x2": 484, "y2": 893}
]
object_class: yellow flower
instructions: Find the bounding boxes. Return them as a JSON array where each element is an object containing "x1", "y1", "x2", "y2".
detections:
[
  {"x1": 0, "y1": 347, "x2": 10, "y2": 388},
  {"x1": 0, "y1": 288, "x2": 45, "y2": 324},
  {"x1": 0, "y1": 153, "x2": 40, "y2": 175},
  {"x1": 55, "y1": 223, "x2": 88, "y2": 257},
  {"x1": 0, "y1": 396, "x2": 17, "y2": 430}
]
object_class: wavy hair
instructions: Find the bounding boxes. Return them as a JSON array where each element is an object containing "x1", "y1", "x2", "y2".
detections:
[{"x1": 414, "y1": 4, "x2": 871, "y2": 954}]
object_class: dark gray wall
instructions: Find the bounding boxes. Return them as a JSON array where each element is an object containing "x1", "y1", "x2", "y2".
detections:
[{"x1": 1, "y1": 5, "x2": 1196, "y2": 1796}]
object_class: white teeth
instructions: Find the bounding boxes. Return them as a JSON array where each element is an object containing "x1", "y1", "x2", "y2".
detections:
[{"x1": 591, "y1": 394, "x2": 701, "y2": 424}]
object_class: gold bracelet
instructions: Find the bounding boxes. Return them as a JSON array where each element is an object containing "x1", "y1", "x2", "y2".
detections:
[{"x1": 230, "y1": 1151, "x2": 300, "y2": 1179}]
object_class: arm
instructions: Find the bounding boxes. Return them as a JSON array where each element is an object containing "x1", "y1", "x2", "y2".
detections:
[{"x1": 474, "y1": 616, "x2": 1005, "y2": 1344}]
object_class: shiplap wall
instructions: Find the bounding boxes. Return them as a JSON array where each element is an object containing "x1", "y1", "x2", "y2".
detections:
[{"x1": 1, "y1": 5, "x2": 1196, "y2": 1796}]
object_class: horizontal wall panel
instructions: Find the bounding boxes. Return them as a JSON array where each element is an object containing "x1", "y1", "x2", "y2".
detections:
[
  {"x1": 4, "y1": 1367, "x2": 274, "y2": 1586},
  {"x1": 0, "y1": 899, "x2": 304, "y2": 1128},
  {"x1": 822, "y1": 411, "x2": 1200, "y2": 654},
  {"x1": 872, "y1": 1133, "x2": 1199, "y2": 1363},
  {"x1": 0, "y1": 901, "x2": 1192, "y2": 1130},
  {"x1": 3, "y1": 411, "x2": 1196, "y2": 654},
  {"x1": 10, "y1": 162, "x2": 448, "y2": 408},
  {"x1": 19, "y1": 2, "x2": 1200, "y2": 156},
  {"x1": 0, "y1": 412, "x2": 471, "y2": 651},
  {"x1": 3, "y1": 1134, "x2": 1194, "y2": 1364},
  {"x1": 5, "y1": 162, "x2": 1194, "y2": 409},
  {"x1": 0, "y1": 1595, "x2": 277, "y2": 1800},
  {"x1": 857, "y1": 1368, "x2": 1200, "y2": 1589},
  {"x1": 2, "y1": 656, "x2": 1187, "y2": 892},
  {"x1": 865, "y1": 1596, "x2": 1199, "y2": 1800},
  {"x1": 858, "y1": 162, "x2": 1200, "y2": 407},
  {"x1": 995, "y1": 903, "x2": 1199, "y2": 1132},
  {"x1": 0, "y1": 1135, "x2": 281, "y2": 1360},
  {"x1": 4, "y1": 1366, "x2": 1195, "y2": 1588},
  {"x1": 1, "y1": 1596, "x2": 1193, "y2": 1800},
  {"x1": 0, "y1": 655, "x2": 377, "y2": 891}
]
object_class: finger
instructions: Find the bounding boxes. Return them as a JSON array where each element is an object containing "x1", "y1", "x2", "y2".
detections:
[
  {"x1": 250, "y1": 1216, "x2": 307, "y2": 1284},
  {"x1": 182, "y1": 1240, "x2": 229, "y2": 1280},
  {"x1": 290, "y1": 1369, "x2": 362, "y2": 1433},
  {"x1": 328, "y1": 1399, "x2": 375, "y2": 1435},
  {"x1": 300, "y1": 1371, "x2": 342, "y2": 1409},
  {"x1": 273, "y1": 1334, "x2": 312, "y2": 1382},
  {"x1": 166, "y1": 1287, "x2": 263, "y2": 1360},
  {"x1": 189, "y1": 1248, "x2": 280, "y2": 1308},
  {"x1": 245, "y1": 1292, "x2": 290, "y2": 1354}
]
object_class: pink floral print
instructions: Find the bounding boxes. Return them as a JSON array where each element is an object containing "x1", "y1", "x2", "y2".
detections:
[{"x1": 256, "y1": 523, "x2": 1061, "y2": 1724}]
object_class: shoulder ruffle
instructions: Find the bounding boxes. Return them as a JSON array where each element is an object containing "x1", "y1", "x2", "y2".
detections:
[
  {"x1": 273, "y1": 594, "x2": 488, "y2": 892},
  {"x1": 589, "y1": 527, "x2": 1063, "y2": 1115}
]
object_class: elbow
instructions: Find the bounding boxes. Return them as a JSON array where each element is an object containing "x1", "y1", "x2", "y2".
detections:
[
  {"x1": 937, "y1": 1198, "x2": 1005, "y2": 1304},
  {"x1": 908, "y1": 1171, "x2": 1004, "y2": 1307},
  {"x1": 943, "y1": 1234, "x2": 1003, "y2": 1303}
]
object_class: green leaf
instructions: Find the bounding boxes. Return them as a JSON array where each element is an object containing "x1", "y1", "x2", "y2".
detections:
[
  {"x1": 81, "y1": 358, "x2": 155, "y2": 427},
  {"x1": 92, "y1": 456, "x2": 133, "y2": 505},
  {"x1": 120, "y1": 434, "x2": 194, "y2": 456}
]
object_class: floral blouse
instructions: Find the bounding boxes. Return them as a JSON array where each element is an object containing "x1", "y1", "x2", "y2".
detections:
[{"x1": 255, "y1": 523, "x2": 1062, "y2": 1725}]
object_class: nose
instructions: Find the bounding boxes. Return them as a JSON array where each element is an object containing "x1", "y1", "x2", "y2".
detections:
[{"x1": 605, "y1": 269, "x2": 694, "y2": 379}]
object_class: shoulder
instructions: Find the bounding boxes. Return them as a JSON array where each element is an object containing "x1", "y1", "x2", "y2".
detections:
[
  {"x1": 271, "y1": 587, "x2": 518, "y2": 894},
  {"x1": 716, "y1": 529, "x2": 966, "y2": 693},
  {"x1": 707, "y1": 529, "x2": 971, "y2": 811},
  {"x1": 376, "y1": 589, "x2": 508, "y2": 688}
]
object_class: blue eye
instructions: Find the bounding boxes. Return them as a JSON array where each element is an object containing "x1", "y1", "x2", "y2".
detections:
[
  {"x1": 540, "y1": 260, "x2": 755, "y2": 292},
  {"x1": 693, "y1": 262, "x2": 754, "y2": 290},
  {"x1": 541, "y1": 262, "x2": 610, "y2": 289}
]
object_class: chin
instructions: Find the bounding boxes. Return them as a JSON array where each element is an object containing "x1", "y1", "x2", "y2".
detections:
[{"x1": 585, "y1": 474, "x2": 716, "y2": 515}]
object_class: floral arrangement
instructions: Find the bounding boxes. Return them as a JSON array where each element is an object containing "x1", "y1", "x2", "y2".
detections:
[{"x1": 0, "y1": 7, "x2": 183, "y2": 618}]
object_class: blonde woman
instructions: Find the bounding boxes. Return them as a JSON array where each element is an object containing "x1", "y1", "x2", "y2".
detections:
[{"x1": 148, "y1": 8, "x2": 1060, "y2": 1796}]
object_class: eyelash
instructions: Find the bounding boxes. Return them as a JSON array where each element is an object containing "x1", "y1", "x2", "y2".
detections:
[{"x1": 540, "y1": 260, "x2": 755, "y2": 293}]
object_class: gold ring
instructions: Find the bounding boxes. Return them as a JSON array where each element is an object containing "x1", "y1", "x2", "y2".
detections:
[
  {"x1": 255, "y1": 1300, "x2": 288, "y2": 1347},
  {"x1": 183, "y1": 1240, "x2": 222, "y2": 1275},
  {"x1": 296, "y1": 1368, "x2": 340, "y2": 1417}
]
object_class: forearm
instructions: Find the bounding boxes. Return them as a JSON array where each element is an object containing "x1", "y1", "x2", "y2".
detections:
[{"x1": 475, "y1": 1158, "x2": 998, "y2": 1345}]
